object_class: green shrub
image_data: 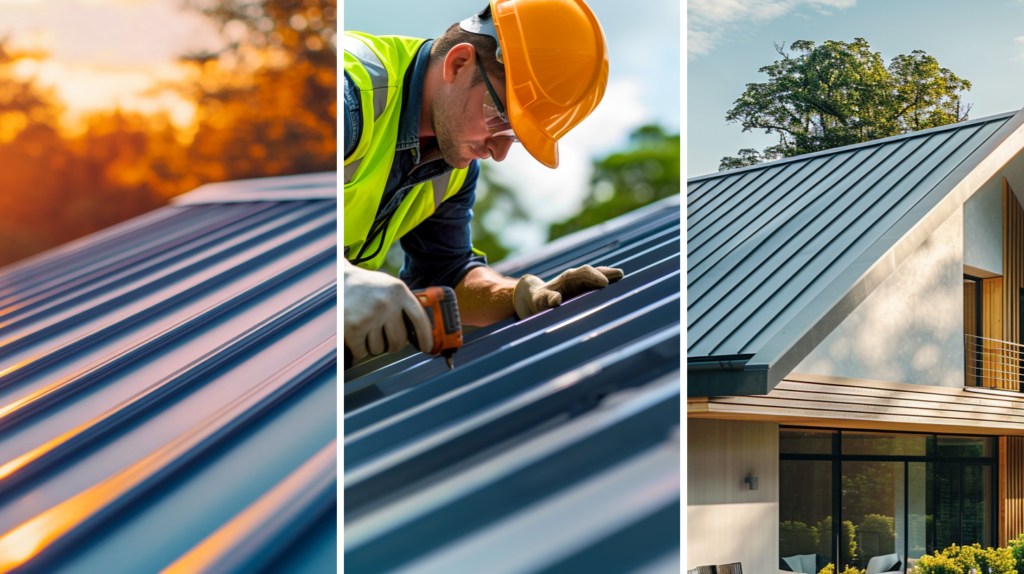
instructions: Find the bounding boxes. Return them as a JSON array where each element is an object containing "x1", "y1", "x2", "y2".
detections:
[
  {"x1": 814, "y1": 517, "x2": 858, "y2": 563},
  {"x1": 913, "y1": 553, "x2": 964, "y2": 574},
  {"x1": 817, "y1": 564, "x2": 864, "y2": 574},
  {"x1": 977, "y1": 545, "x2": 1017, "y2": 574},
  {"x1": 915, "y1": 543, "x2": 1016, "y2": 574},
  {"x1": 1009, "y1": 533, "x2": 1024, "y2": 574}
]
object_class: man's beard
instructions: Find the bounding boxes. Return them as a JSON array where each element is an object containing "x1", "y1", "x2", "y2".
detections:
[{"x1": 431, "y1": 91, "x2": 474, "y2": 169}]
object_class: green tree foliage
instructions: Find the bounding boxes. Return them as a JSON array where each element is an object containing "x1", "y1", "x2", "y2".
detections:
[
  {"x1": 548, "y1": 124, "x2": 679, "y2": 241},
  {"x1": 780, "y1": 521, "x2": 819, "y2": 555},
  {"x1": 856, "y1": 514, "x2": 896, "y2": 557},
  {"x1": 814, "y1": 517, "x2": 858, "y2": 563},
  {"x1": 720, "y1": 38, "x2": 971, "y2": 171}
]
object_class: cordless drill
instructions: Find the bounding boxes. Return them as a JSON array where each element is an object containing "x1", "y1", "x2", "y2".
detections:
[
  {"x1": 404, "y1": 286, "x2": 463, "y2": 370},
  {"x1": 343, "y1": 286, "x2": 463, "y2": 370}
]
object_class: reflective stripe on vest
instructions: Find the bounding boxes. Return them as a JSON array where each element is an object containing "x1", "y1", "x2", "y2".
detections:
[
  {"x1": 343, "y1": 32, "x2": 476, "y2": 272},
  {"x1": 342, "y1": 35, "x2": 389, "y2": 121}
]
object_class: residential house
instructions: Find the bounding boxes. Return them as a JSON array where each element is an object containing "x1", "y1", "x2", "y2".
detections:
[{"x1": 687, "y1": 109, "x2": 1024, "y2": 574}]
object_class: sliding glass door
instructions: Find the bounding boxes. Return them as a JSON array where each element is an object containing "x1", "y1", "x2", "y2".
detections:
[{"x1": 780, "y1": 430, "x2": 996, "y2": 573}]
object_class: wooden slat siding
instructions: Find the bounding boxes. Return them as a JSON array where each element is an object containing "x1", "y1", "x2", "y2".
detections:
[
  {"x1": 690, "y1": 374, "x2": 1024, "y2": 435},
  {"x1": 984, "y1": 277, "x2": 1011, "y2": 388},
  {"x1": 1006, "y1": 436, "x2": 1024, "y2": 544},
  {"x1": 1003, "y1": 178, "x2": 1024, "y2": 390}
]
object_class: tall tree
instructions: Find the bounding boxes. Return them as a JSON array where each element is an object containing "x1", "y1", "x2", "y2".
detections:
[{"x1": 720, "y1": 38, "x2": 971, "y2": 171}]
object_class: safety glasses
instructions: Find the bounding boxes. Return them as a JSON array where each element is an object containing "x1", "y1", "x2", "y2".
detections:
[{"x1": 476, "y1": 56, "x2": 518, "y2": 142}]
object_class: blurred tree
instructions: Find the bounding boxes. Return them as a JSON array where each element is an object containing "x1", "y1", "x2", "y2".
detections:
[
  {"x1": 548, "y1": 124, "x2": 679, "y2": 241},
  {"x1": 0, "y1": 0, "x2": 339, "y2": 268},
  {"x1": 0, "y1": 42, "x2": 169, "y2": 265},
  {"x1": 720, "y1": 38, "x2": 971, "y2": 171},
  {"x1": 179, "y1": 0, "x2": 337, "y2": 183}
]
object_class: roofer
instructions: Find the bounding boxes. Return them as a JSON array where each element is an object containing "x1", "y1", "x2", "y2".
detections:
[{"x1": 344, "y1": 0, "x2": 623, "y2": 361}]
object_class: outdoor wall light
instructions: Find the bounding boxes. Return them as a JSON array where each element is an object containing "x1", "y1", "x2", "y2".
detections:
[{"x1": 744, "y1": 476, "x2": 758, "y2": 490}]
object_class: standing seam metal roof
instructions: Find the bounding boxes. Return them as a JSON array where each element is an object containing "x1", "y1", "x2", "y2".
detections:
[
  {"x1": 344, "y1": 195, "x2": 681, "y2": 574},
  {"x1": 0, "y1": 173, "x2": 337, "y2": 573},
  {"x1": 687, "y1": 108, "x2": 1024, "y2": 395}
]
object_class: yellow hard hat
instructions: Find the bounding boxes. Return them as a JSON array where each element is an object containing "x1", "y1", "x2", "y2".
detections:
[{"x1": 461, "y1": 0, "x2": 609, "y2": 168}]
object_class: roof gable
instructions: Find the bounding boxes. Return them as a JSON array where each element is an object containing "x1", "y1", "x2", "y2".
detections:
[{"x1": 687, "y1": 108, "x2": 1024, "y2": 396}]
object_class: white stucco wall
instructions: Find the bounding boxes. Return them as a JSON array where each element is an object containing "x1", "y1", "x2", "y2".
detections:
[
  {"x1": 687, "y1": 419, "x2": 779, "y2": 574},
  {"x1": 1002, "y1": 147, "x2": 1024, "y2": 212},
  {"x1": 794, "y1": 207, "x2": 965, "y2": 387},
  {"x1": 964, "y1": 174, "x2": 1003, "y2": 275}
]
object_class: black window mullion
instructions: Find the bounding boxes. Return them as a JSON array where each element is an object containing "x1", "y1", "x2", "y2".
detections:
[
  {"x1": 780, "y1": 428, "x2": 999, "y2": 567},
  {"x1": 833, "y1": 431, "x2": 841, "y2": 565},
  {"x1": 904, "y1": 460, "x2": 909, "y2": 573}
]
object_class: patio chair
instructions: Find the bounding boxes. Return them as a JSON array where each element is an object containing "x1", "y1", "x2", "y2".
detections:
[
  {"x1": 865, "y1": 553, "x2": 901, "y2": 574},
  {"x1": 717, "y1": 563, "x2": 742, "y2": 574}
]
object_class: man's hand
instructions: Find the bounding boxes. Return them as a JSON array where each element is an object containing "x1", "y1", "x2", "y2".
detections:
[
  {"x1": 513, "y1": 265, "x2": 624, "y2": 319},
  {"x1": 343, "y1": 260, "x2": 433, "y2": 361}
]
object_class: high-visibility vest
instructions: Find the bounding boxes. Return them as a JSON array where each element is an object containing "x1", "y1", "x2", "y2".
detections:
[{"x1": 343, "y1": 32, "x2": 471, "y2": 271}]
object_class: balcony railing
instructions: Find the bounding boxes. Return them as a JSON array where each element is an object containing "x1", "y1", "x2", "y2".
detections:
[{"x1": 965, "y1": 334, "x2": 1024, "y2": 390}]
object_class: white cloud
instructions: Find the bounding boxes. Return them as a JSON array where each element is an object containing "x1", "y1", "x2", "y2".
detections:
[
  {"x1": 687, "y1": 0, "x2": 855, "y2": 58},
  {"x1": 1014, "y1": 36, "x2": 1024, "y2": 61},
  {"x1": 485, "y1": 80, "x2": 650, "y2": 254}
]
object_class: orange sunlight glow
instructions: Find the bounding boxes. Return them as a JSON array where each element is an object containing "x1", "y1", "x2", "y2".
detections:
[{"x1": 0, "y1": 439, "x2": 173, "y2": 571}]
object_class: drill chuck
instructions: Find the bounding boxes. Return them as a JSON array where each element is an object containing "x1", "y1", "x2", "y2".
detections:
[{"x1": 405, "y1": 286, "x2": 463, "y2": 368}]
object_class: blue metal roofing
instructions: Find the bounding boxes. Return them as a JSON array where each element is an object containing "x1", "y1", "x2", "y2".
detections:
[
  {"x1": 687, "y1": 108, "x2": 1024, "y2": 395},
  {"x1": 0, "y1": 173, "x2": 337, "y2": 573},
  {"x1": 343, "y1": 195, "x2": 681, "y2": 574}
]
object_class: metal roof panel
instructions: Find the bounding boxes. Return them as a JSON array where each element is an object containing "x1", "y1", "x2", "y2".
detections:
[
  {"x1": 343, "y1": 197, "x2": 681, "y2": 572},
  {"x1": 0, "y1": 175, "x2": 337, "y2": 572}
]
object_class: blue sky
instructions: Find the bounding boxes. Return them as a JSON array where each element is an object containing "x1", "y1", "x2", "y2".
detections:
[
  {"x1": 344, "y1": 0, "x2": 680, "y2": 250},
  {"x1": 687, "y1": 0, "x2": 1024, "y2": 178}
]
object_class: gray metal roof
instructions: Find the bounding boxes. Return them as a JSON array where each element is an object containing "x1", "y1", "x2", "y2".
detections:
[
  {"x1": 687, "y1": 109, "x2": 1024, "y2": 396},
  {"x1": 0, "y1": 172, "x2": 337, "y2": 573},
  {"x1": 343, "y1": 195, "x2": 681, "y2": 574}
]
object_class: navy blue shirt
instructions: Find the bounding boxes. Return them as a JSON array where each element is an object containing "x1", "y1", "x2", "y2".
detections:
[{"x1": 344, "y1": 38, "x2": 487, "y2": 289}]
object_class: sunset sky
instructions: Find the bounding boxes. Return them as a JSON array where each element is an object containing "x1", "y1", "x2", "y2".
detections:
[{"x1": 0, "y1": 0, "x2": 224, "y2": 127}]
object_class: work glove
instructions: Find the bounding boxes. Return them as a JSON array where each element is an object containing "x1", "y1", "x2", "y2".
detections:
[
  {"x1": 343, "y1": 263, "x2": 433, "y2": 361},
  {"x1": 513, "y1": 265, "x2": 624, "y2": 319}
]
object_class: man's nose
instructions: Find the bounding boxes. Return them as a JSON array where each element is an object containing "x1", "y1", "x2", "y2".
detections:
[{"x1": 489, "y1": 137, "x2": 514, "y2": 162}]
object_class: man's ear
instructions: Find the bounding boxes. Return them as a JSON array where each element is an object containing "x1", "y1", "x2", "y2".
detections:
[{"x1": 442, "y1": 43, "x2": 476, "y2": 85}]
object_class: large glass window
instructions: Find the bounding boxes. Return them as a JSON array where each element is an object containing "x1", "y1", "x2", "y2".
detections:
[
  {"x1": 780, "y1": 429, "x2": 996, "y2": 574},
  {"x1": 780, "y1": 460, "x2": 833, "y2": 563}
]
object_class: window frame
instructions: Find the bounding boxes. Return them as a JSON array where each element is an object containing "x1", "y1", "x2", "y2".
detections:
[{"x1": 779, "y1": 427, "x2": 998, "y2": 570}]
